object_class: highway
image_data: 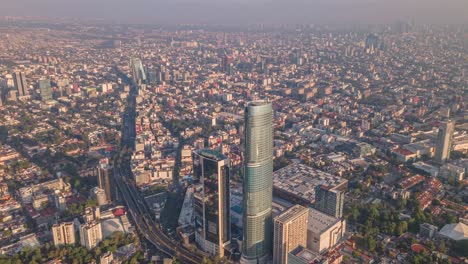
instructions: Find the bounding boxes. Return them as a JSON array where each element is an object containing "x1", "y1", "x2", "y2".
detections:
[{"x1": 113, "y1": 69, "x2": 203, "y2": 264}]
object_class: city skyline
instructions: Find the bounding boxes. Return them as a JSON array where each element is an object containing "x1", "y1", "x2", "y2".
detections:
[
  {"x1": 0, "y1": 11, "x2": 466, "y2": 264},
  {"x1": 1, "y1": 0, "x2": 468, "y2": 25}
]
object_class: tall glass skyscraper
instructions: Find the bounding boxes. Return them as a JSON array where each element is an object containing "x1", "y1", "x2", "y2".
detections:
[
  {"x1": 242, "y1": 101, "x2": 273, "y2": 263},
  {"x1": 39, "y1": 79, "x2": 52, "y2": 101},
  {"x1": 193, "y1": 149, "x2": 230, "y2": 257},
  {"x1": 130, "y1": 58, "x2": 147, "y2": 84}
]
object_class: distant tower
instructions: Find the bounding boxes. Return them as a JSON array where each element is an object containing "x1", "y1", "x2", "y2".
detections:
[
  {"x1": 314, "y1": 185, "x2": 345, "y2": 218},
  {"x1": 242, "y1": 101, "x2": 274, "y2": 264},
  {"x1": 192, "y1": 149, "x2": 231, "y2": 257},
  {"x1": 130, "y1": 58, "x2": 146, "y2": 84},
  {"x1": 13, "y1": 71, "x2": 28, "y2": 97},
  {"x1": 98, "y1": 160, "x2": 115, "y2": 203},
  {"x1": 273, "y1": 205, "x2": 309, "y2": 264},
  {"x1": 435, "y1": 120, "x2": 455, "y2": 163},
  {"x1": 39, "y1": 79, "x2": 53, "y2": 101},
  {"x1": 365, "y1": 34, "x2": 379, "y2": 50}
]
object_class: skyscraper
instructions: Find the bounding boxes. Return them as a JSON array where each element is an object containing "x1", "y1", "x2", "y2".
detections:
[
  {"x1": 13, "y1": 71, "x2": 28, "y2": 97},
  {"x1": 52, "y1": 222, "x2": 76, "y2": 246},
  {"x1": 39, "y1": 79, "x2": 53, "y2": 101},
  {"x1": 193, "y1": 149, "x2": 230, "y2": 257},
  {"x1": 273, "y1": 205, "x2": 309, "y2": 264},
  {"x1": 98, "y1": 160, "x2": 115, "y2": 203},
  {"x1": 435, "y1": 120, "x2": 455, "y2": 163},
  {"x1": 314, "y1": 185, "x2": 345, "y2": 219},
  {"x1": 130, "y1": 58, "x2": 146, "y2": 84},
  {"x1": 242, "y1": 100, "x2": 274, "y2": 264}
]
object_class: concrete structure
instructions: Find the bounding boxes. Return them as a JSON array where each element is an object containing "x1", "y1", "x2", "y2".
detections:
[
  {"x1": 39, "y1": 78, "x2": 53, "y2": 101},
  {"x1": 273, "y1": 205, "x2": 309, "y2": 264},
  {"x1": 287, "y1": 246, "x2": 327, "y2": 264},
  {"x1": 438, "y1": 222, "x2": 468, "y2": 241},
  {"x1": 192, "y1": 149, "x2": 230, "y2": 257},
  {"x1": 273, "y1": 163, "x2": 348, "y2": 206},
  {"x1": 419, "y1": 223, "x2": 438, "y2": 239},
  {"x1": 242, "y1": 101, "x2": 274, "y2": 264},
  {"x1": 91, "y1": 187, "x2": 108, "y2": 206},
  {"x1": 99, "y1": 252, "x2": 114, "y2": 264},
  {"x1": 435, "y1": 120, "x2": 455, "y2": 163},
  {"x1": 84, "y1": 207, "x2": 101, "y2": 223},
  {"x1": 98, "y1": 161, "x2": 115, "y2": 203},
  {"x1": 307, "y1": 208, "x2": 346, "y2": 254},
  {"x1": 314, "y1": 185, "x2": 345, "y2": 218},
  {"x1": 439, "y1": 163, "x2": 465, "y2": 182},
  {"x1": 79, "y1": 221, "x2": 103, "y2": 250},
  {"x1": 52, "y1": 222, "x2": 76, "y2": 246},
  {"x1": 13, "y1": 71, "x2": 28, "y2": 97}
]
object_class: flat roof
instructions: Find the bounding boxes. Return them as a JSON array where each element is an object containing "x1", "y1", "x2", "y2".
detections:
[
  {"x1": 273, "y1": 163, "x2": 347, "y2": 204},
  {"x1": 308, "y1": 208, "x2": 341, "y2": 234},
  {"x1": 197, "y1": 149, "x2": 227, "y2": 161}
]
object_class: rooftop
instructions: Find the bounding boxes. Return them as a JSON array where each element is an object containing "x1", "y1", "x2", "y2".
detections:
[
  {"x1": 273, "y1": 163, "x2": 347, "y2": 204},
  {"x1": 198, "y1": 149, "x2": 227, "y2": 161},
  {"x1": 308, "y1": 208, "x2": 341, "y2": 234}
]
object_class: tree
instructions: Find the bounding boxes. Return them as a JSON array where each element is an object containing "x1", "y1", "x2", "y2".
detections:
[
  {"x1": 396, "y1": 221, "x2": 408, "y2": 236},
  {"x1": 367, "y1": 236, "x2": 376, "y2": 252}
]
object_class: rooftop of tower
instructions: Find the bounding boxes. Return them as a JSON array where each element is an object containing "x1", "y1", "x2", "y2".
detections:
[
  {"x1": 198, "y1": 148, "x2": 227, "y2": 161},
  {"x1": 248, "y1": 100, "x2": 270, "y2": 107}
]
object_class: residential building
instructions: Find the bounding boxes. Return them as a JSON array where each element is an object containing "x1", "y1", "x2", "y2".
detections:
[
  {"x1": 273, "y1": 205, "x2": 309, "y2": 264},
  {"x1": 79, "y1": 221, "x2": 103, "y2": 250},
  {"x1": 100, "y1": 252, "x2": 114, "y2": 264},
  {"x1": 52, "y1": 222, "x2": 76, "y2": 246}
]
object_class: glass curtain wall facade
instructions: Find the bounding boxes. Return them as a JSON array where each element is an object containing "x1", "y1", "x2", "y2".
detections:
[
  {"x1": 193, "y1": 149, "x2": 230, "y2": 257},
  {"x1": 242, "y1": 101, "x2": 274, "y2": 263}
]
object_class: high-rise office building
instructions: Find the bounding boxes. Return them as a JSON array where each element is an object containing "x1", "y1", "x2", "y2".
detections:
[
  {"x1": 52, "y1": 222, "x2": 76, "y2": 246},
  {"x1": 273, "y1": 205, "x2": 309, "y2": 264},
  {"x1": 242, "y1": 100, "x2": 274, "y2": 264},
  {"x1": 314, "y1": 185, "x2": 344, "y2": 218},
  {"x1": 13, "y1": 71, "x2": 28, "y2": 97},
  {"x1": 192, "y1": 149, "x2": 230, "y2": 257},
  {"x1": 79, "y1": 221, "x2": 102, "y2": 250},
  {"x1": 39, "y1": 79, "x2": 53, "y2": 101},
  {"x1": 98, "y1": 160, "x2": 115, "y2": 203},
  {"x1": 435, "y1": 120, "x2": 455, "y2": 163},
  {"x1": 130, "y1": 58, "x2": 146, "y2": 84}
]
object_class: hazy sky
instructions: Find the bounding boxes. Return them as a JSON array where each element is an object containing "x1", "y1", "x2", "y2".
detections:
[{"x1": 1, "y1": 0, "x2": 467, "y2": 25}]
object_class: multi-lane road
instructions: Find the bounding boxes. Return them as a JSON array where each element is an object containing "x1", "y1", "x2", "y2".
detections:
[{"x1": 113, "y1": 70, "x2": 203, "y2": 264}]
